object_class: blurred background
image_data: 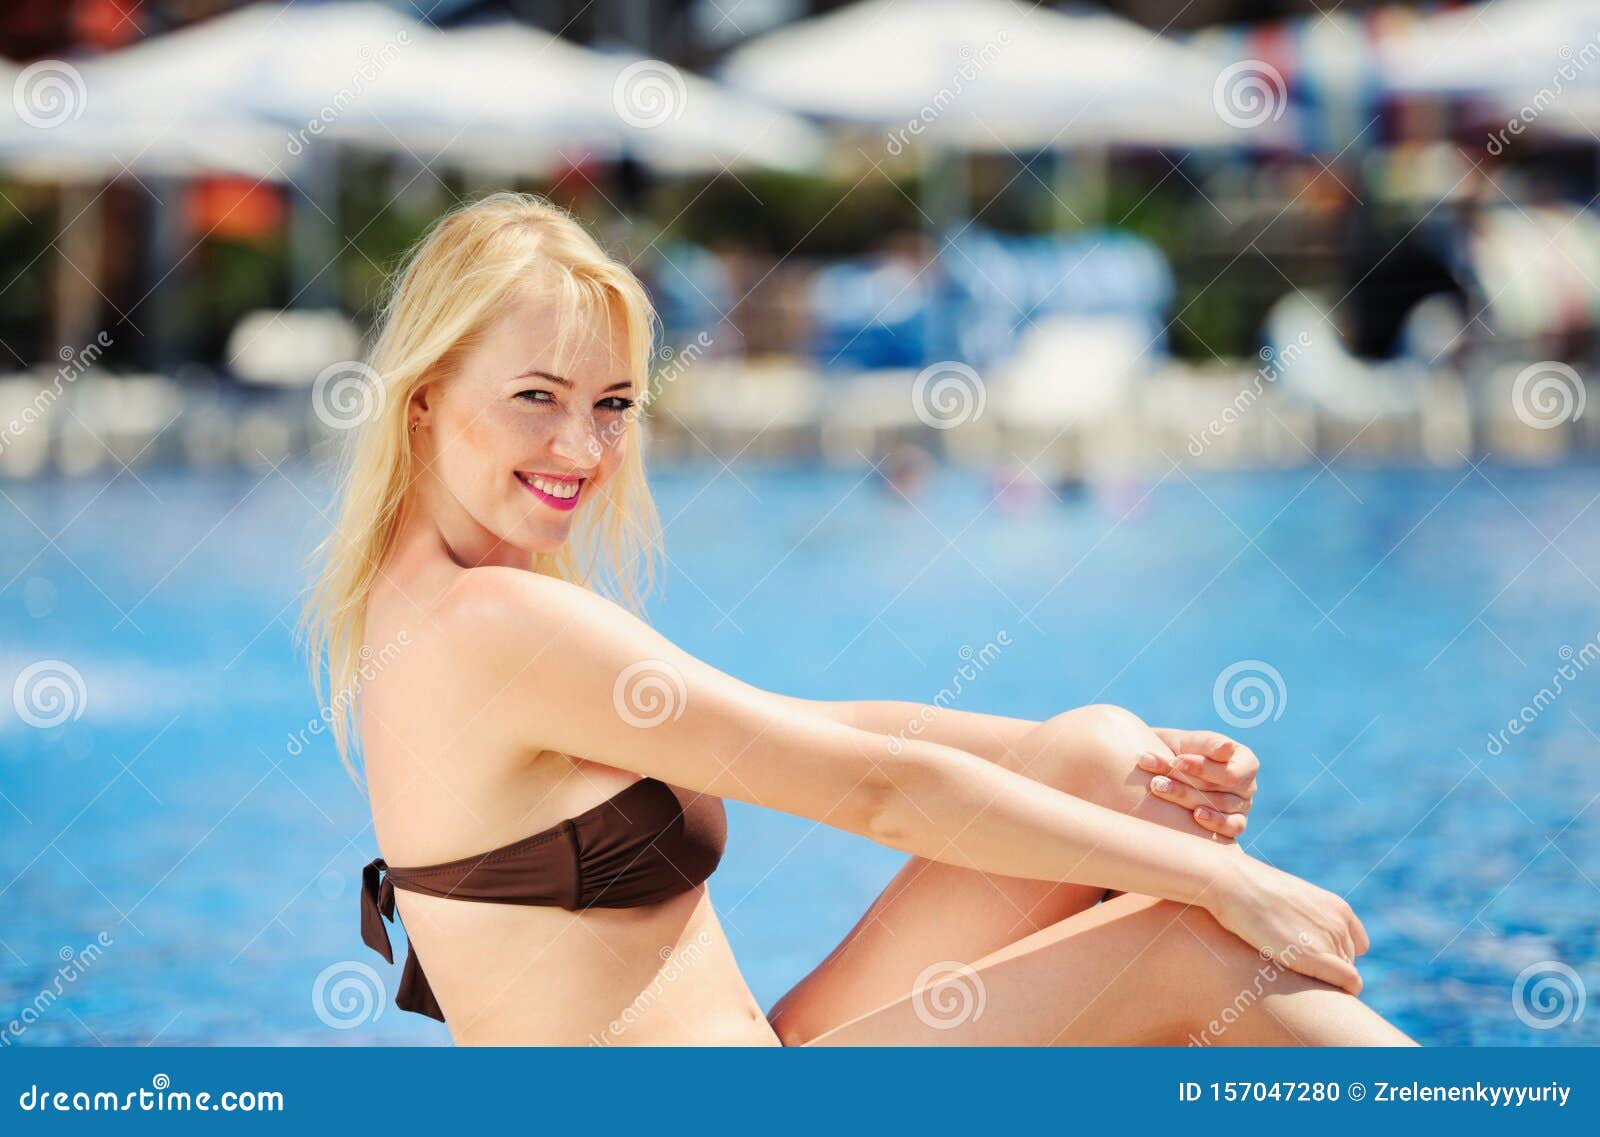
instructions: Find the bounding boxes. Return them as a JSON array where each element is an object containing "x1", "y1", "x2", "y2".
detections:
[{"x1": 0, "y1": 0, "x2": 1596, "y2": 1047}]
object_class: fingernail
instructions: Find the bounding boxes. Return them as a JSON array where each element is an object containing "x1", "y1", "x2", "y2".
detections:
[
  {"x1": 1150, "y1": 776, "x2": 1171, "y2": 792},
  {"x1": 1215, "y1": 740, "x2": 1236, "y2": 759},
  {"x1": 1137, "y1": 752, "x2": 1165, "y2": 771},
  {"x1": 1195, "y1": 806, "x2": 1215, "y2": 820}
]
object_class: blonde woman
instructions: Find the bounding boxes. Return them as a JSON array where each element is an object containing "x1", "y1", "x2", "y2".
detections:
[{"x1": 304, "y1": 192, "x2": 1414, "y2": 1047}]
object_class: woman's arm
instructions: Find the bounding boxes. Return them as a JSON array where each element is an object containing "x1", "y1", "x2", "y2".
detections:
[
  {"x1": 442, "y1": 567, "x2": 1365, "y2": 993},
  {"x1": 772, "y1": 697, "x2": 1260, "y2": 836}
]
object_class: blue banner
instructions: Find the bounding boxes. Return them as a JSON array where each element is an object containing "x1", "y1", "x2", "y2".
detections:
[{"x1": 5, "y1": 1047, "x2": 1595, "y2": 1132}]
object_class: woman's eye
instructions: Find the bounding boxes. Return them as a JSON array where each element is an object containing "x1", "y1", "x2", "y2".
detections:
[
  {"x1": 599, "y1": 397, "x2": 636, "y2": 412},
  {"x1": 515, "y1": 390, "x2": 553, "y2": 404}
]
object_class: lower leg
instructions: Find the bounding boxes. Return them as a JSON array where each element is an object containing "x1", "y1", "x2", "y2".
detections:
[
  {"x1": 802, "y1": 894, "x2": 1414, "y2": 1047},
  {"x1": 769, "y1": 706, "x2": 1227, "y2": 1043}
]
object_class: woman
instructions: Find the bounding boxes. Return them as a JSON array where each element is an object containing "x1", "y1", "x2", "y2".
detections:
[{"x1": 304, "y1": 192, "x2": 1414, "y2": 1047}]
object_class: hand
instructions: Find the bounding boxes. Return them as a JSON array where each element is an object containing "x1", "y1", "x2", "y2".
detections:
[
  {"x1": 1210, "y1": 857, "x2": 1369, "y2": 995},
  {"x1": 1140, "y1": 728, "x2": 1259, "y2": 839}
]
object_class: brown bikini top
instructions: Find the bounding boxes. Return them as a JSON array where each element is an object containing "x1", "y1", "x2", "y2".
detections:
[{"x1": 359, "y1": 776, "x2": 727, "y2": 1022}]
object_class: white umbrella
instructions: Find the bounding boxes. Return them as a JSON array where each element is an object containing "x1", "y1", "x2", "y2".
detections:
[
  {"x1": 1377, "y1": 0, "x2": 1600, "y2": 98},
  {"x1": 719, "y1": 0, "x2": 1290, "y2": 150},
  {"x1": 442, "y1": 22, "x2": 825, "y2": 174}
]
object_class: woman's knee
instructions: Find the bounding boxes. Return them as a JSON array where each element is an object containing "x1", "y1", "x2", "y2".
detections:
[{"x1": 1008, "y1": 704, "x2": 1162, "y2": 812}]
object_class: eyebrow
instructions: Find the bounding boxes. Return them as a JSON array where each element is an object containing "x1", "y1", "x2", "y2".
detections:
[{"x1": 516, "y1": 369, "x2": 633, "y2": 393}]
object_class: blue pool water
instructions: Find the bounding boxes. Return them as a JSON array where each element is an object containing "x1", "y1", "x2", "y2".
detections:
[{"x1": 1, "y1": 457, "x2": 1596, "y2": 1046}]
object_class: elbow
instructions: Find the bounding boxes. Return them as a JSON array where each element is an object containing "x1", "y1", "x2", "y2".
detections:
[{"x1": 857, "y1": 752, "x2": 931, "y2": 850}]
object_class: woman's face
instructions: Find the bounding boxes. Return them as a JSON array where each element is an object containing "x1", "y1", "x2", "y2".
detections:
[{"x1": 415, "y1": 283, "x2": 636, "y2": 559}]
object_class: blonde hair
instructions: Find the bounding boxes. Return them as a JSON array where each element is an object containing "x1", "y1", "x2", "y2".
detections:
[{"x1": 300, "y1": 191, "x2": 664, "y2": 780}]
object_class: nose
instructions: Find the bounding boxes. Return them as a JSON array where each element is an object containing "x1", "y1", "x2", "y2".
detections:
[{"x1": 549, "y1": 405, "x2": 603, "y2": 469}]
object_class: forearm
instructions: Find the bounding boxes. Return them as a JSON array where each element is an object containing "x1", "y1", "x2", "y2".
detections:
[
  {"x1": 867, "y1": 738, "x2": 1238, "y2": 908},
  {"x1": 782, "y1": 696, "x2": 1040, "y2": 764}
]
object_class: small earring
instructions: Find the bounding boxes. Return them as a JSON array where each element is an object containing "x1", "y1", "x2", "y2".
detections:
[{"x1": 409, "y1": 421, "x2": 419, "y2": 434}]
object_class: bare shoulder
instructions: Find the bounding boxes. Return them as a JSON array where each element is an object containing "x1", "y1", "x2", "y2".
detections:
[{"x1": 432, "y1": 566, "x2": 641, "y2": 675}]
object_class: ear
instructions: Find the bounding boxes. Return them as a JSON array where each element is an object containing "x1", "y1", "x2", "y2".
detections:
[{"x1": 410, "y1": 384, "x2": 433, "y2": 419}]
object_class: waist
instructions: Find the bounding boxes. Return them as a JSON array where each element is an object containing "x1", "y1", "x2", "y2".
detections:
[{"x1": 398, "y1": 885, "x2": 772, "y2": 1045}]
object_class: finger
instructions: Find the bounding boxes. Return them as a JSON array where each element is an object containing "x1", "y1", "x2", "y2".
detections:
[
  {"x1": 1289, "y1": 951, "x2": 1363, "y2": 996},
  {"x1": 1154, "y1": 728, "x2": 1229, "y2": 758},
  {"x1": 1171, "y1": 751, "x2": 1253, "y2": 790},
  {"x1": 1349, "y1": 909, "x2": 1370, "y2": 956},
  {"x1": 1147, "y1": 777, "x2": 1248, "y2": 815},
  {"x1": 1136, "y1": 750, "x2": 1175, "y2": 776},
  {"x1": 1209, "y1": 740, "x2": 1259, "y2": 785},
  {"x1": 1193, "y1": 806, "x2": 1247, "y2": 838}
]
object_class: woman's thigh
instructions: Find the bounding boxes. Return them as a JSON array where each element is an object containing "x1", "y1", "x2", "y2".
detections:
[{"x1": 767, "y1": 705, "x2": 1230, "y2": 1045}]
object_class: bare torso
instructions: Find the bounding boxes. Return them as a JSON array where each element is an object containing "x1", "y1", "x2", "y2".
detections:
[{"x1": 359, "y1": 557, "x2": 779, "y2": 1046}]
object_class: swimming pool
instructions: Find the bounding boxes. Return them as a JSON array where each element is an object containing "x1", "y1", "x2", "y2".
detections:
[{"x1": 1, "y1": 456, "x2": 1596, "y2": 1045}]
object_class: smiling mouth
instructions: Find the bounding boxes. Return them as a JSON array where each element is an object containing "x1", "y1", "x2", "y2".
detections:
[{"x1": 515, "y1": 471, "x2": 584, "y2": 511}]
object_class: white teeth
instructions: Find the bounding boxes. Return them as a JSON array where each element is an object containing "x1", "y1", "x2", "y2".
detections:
[{"x1": 520, "y1": 473, "x2": 580, "y2": 499}]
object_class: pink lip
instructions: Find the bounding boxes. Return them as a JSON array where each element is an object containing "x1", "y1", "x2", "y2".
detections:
[{"x1": 516, "y1": 472, "x2": 583, "y2": 511}]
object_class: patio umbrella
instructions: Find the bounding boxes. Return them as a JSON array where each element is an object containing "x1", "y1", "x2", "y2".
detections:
[{"x1": 719, "y1": 0, "x2": 1293, "y2": 150}]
